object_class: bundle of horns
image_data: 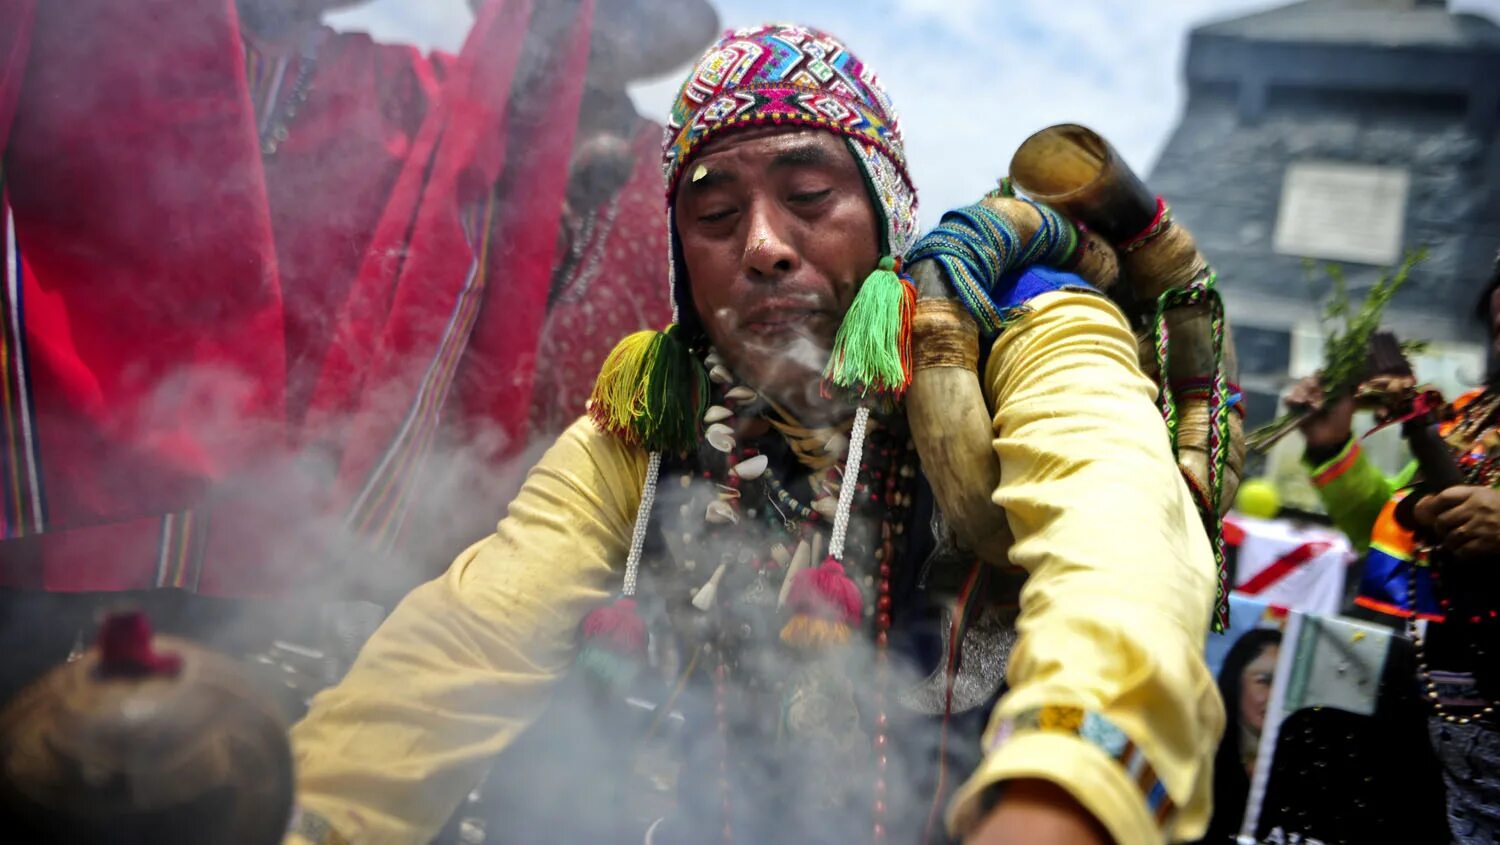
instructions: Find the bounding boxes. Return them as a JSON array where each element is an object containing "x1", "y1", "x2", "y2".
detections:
[{"x1": 903, "y1": 124, "x2": 1243, "y2": 630}]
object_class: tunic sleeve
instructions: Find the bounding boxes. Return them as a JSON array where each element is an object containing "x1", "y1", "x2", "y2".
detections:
[
  {"x1": 286, "y1": 417, "x2": 645, "y2": 845},
  {"x1": 946, "y1": 290, "x2": 1224, "y2": 845},
  {"x1": 1303, "y1": 438, "x2": 1411, "y2": 553}
]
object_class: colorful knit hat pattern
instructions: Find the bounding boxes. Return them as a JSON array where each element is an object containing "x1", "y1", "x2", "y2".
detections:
[{"x1": 663, "y1": 24, "x2": 917, "y2": 253}]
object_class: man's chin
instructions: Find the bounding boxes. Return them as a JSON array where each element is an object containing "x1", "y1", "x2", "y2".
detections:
[{"x1": 731, "y1": 336, "x2": 836, "y2": 418}]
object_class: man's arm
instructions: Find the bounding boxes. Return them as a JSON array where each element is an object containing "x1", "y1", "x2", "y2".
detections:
[
  {"x1": 287, "y1": 417, "x2": 645, "y2": 845},
  {"x1": 1301, "y1": 437, "x2": 1410, "y2": 553},
  {"x1": 1283, "y1": 376, "x2": 1408, "y2": 551},
  {"x1": 948, "y1": 289, "x2": 1223, "y2": 845}
]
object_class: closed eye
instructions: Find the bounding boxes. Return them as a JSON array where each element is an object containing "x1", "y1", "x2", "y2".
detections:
[
  {"x1": 699, "y1": 208, "x2": 737, "y2": 223},
  {"x1": 790, "y1": 188, "x2": 832, "y2": 204}
]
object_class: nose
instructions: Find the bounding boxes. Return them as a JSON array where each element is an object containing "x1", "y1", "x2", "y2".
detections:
[{"x1": 742, "y1": 202, "x2": 799, "y2": 282}]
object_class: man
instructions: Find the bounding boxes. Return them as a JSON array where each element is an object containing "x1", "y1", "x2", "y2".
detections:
[
  {"x1": 1286, "y1": 261, "x2": 1500, "y2": 844},
  {"x1": 288, "y1": 25, "x2": 1222, "y2": 845}
]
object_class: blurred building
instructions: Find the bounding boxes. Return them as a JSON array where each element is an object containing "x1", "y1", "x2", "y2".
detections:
[{"x1": 1152, "y1": 0, "x2": 1500, "y2": 495}]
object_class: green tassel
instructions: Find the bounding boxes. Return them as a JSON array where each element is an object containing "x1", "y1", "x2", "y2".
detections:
[
  {"x1": 821, "y1": 256, "x2": 916, "y2": 400},
  {"x1": 987, "y1": 176, "x2": 1017, "y2": 199},
  {"x1": 639, "y1": 324, "x2": 709, "y2": 454},
  {"x1": 577, "y1": 643, "x2": 642, "y2": 689},
  {"x1": 588, "y1": 324, "x2": 707, "y2": 454}
]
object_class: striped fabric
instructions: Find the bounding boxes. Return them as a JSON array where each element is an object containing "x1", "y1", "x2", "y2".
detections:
[
  {"x1": 1310, "y1": 438, "x2": 1363, "y2": 487},
  {"x1": 342, "y1": 192, "x2": 497, "y2": 550},
  {"x1": 0, "y1": 187, "x2": 45, "y2": 539},
  {"x1": 992, "y1": 704, "x2": 1177, "y2": 830},
  {"x1": 154, "y1": 509, "x2": 207, "y2": 590},
  {"x1": 907, "y1": 202, "x2": 1081, "y2": 339}
]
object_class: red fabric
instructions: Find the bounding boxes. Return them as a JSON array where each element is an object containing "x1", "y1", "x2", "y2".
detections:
[
  {"x1": 0, "y1": 0, "x2": 655, "y2": 597},
  {"x1": 0, "y1": 0, "x2": 34, "y2": 145},
  {"x1": 262, "y1": 28, "x2": 441, "y2": 424},
  {"x1": 526, "y1": 120, "x2": 673, "y2": 437},
  {"x1": 0, "y1": 0, "x2": 437, "y2": 594},
  {"x1": 4, "y1": 0, "x2": 285, "y2": 527},
  {"x1": 307, "y1": 0, "x2": 597, "y2": 536},
  {"x1": 97, "y1": 611, "x2": 182, "y2": 677}
]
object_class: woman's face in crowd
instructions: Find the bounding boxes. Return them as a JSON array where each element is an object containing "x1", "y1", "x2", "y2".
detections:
[{"x1": 1240, "y1": 645, "x2": 1279, "y2": 734}]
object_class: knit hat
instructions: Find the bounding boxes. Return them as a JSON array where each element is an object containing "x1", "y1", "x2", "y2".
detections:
[{"x1": 663, "y1": 23, "x2": 918, "y2": 287}]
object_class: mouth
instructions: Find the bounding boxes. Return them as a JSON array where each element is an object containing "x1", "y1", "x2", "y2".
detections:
[{"x1": 738, "y1": 303, "x2": 832, "y2": 338}]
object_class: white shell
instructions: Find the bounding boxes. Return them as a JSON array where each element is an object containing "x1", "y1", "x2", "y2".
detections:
[
  {"x1": 692, "y1": 563, "x2": 728, "y2": 611},
  {"x1": 709, "y1": 365, "x2": 734, "y2": 385},
  {"x1": 731, "y1": 454, "x2": 769, "y2": 480},
  {"x1": 703, "y1": 405, "x2": 733, "y2": 424},
  {"x1": 704, "y1": 351, "x2": 726, "y2": 369},
  {"x1": 725, "y1": 385, "x2": 758, "y2": 402},
  {"x1": 811, "y1": 495, "x2": 839, "y2": 519},
  {"x1": 778, "y1": 539, "x2": 813, "y2": 606},
  {"x1": 705, "y1": 423, "x2": 735, "y2": 453},
  {"x1": 705, "y1": 499, "x2": 738, "y2": 524},
  {"x1": 823, "y1": 433, "x2": 849, "y2": 456}
]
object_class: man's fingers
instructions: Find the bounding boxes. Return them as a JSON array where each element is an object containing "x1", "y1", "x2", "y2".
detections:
[
  {"x1": 1285, "y1": 376, "x2": 1323, "y2": 409},
  {"x1": 1434, "y1": 499, "x2": 1477, "y2": 534},
  {"x1": 1412, "y1": 492, "x2": 1453, "y2": 528},
  {"x1": 1424, "y1": 486, "x2": 1482, "y2": 524}
]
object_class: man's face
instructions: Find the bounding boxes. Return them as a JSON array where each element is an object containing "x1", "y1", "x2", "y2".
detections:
[{"x1": 673, "y1": 128, "x2": 881, "y2": 419}]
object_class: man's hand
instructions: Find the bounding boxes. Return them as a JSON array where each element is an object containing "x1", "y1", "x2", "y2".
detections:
[
  {"x1": 1286, "y1": 375, "x2": 1355, "y2": 452},
  {"x1": 965, "y1": 779, "x2": 1113, "y2": 845},
  {"x1": 1412, "y1": 486, "x2": 1500, "y2": 559}
]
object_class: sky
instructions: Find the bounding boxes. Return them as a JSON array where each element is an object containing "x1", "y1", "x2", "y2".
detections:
[{"x1": 331, "y1": 0, "x2": 1500, "y2": 223}]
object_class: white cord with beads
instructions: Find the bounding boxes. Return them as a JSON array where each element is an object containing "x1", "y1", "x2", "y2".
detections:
[
  {"x1": 826, "y1": 405, "x2": 870, "y2": 562},
  {"x1": 621, "y1": 451, "x2": 662, "y2": 597}
]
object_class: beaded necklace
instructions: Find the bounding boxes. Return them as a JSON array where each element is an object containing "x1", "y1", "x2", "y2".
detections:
[
  {"x1": 1409, "y1": 388, "x2": 1500, "y2": 725},
  {"x1": 1407, "y1": 563, "x2": 1495, "y2": 725},
  {"x1": 670, "y1": 357, "x2": 918, "y2": 843}
]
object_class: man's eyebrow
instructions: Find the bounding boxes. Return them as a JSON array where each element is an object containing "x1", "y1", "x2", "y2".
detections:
[
  {"x1": 679, "y1": 167, "x2": 737, "y2": 196},
  {"x1": 771, "y1": 143, "x2": 839, "y2": 169}
]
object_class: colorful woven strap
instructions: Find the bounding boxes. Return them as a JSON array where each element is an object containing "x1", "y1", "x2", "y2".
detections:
[
  {"x1": 1151, "y1": 271, "x2": 1233, "y2": 633},
  {"x1": 906, "y1": 201, "x2": 1078, "y2": 338},
  {"x1": 987, "y1": 705, "x2": 1177, "y2": 830}
]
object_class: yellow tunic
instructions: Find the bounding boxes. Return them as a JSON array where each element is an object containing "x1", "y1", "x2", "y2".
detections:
[{"x1": 287, "y1": 291, "x2": 1224, "y2": 845}]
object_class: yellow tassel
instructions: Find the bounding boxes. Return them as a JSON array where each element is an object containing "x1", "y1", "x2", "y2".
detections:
[
  {"x1": 779, "y1": 614, "x2": 853, "y2": 650},
  {"x1": 588, "y1": 330, "x2": 659, "y2": 441}
]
